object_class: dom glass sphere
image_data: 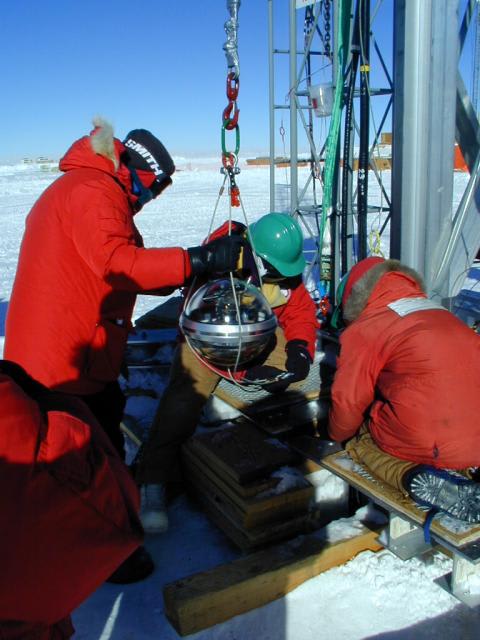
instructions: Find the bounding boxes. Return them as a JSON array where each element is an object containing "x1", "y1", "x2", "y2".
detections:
[{"x1": 179, "y1": 278, "x2": 277, "y2": 367}]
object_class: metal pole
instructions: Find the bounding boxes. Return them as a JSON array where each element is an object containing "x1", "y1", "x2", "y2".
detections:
[
  {"x1": 342, "y1": 1, "x2": 360, "y2": 274},
  {"x1": 268, "y1": 0, "x2": 276, "y2": 209},
  {"x1": 391, "y1": 0, "x2": 430, "y2": 264},
  {"x1": 357, "y1": 0, "x2": 370, "y2": 260},
  {"x1": 391, "y1": 0, "x2": 457, "y2": 288},
  {"x1": 289, "y1": 0, "x2": 298, "y2": 213}
]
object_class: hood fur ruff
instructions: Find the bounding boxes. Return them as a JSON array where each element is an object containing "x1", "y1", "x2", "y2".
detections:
[
  {"x1": 343, "y1": 259, "x2": 425, "y2": 324},
  {"x1": 89, "y1": 117, "x2": 119, "y2": 171}
]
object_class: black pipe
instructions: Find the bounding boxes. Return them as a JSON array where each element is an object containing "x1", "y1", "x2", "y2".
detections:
[
  {"x1": 341, "y1": 3, "x2": 360, "y2": 275},
  {"x1": 357, "y1": 0, "x2": 370, "y2": 260}
]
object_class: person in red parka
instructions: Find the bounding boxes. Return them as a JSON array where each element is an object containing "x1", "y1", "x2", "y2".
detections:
[
  {"x1": 0, "y1": 360, "x2": 143, "y2": 640},
  {"x1": 328, "y1": 257, "x2": 480, "y2": 523},
  {"x1": 4, "y1": 118, "x2": 243, "y2": 583},
  {"x1": 136, "y1": 213, "x2": 320, "y2": 534}
]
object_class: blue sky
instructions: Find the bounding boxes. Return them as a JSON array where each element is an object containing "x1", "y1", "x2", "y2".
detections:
[
  {"x1": 0, "y1": 1, "x2": 475, "y2": 163},
  {"x1": 0, "y1": 1, "x2": 273, "y2": 161}
]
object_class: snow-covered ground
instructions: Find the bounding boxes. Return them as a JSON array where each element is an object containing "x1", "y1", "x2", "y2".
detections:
[{"x1": 1, "y1": 160, "x2": 480, "y2": 639}]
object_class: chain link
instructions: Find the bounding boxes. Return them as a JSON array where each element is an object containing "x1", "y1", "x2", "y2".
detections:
[{"x1": 324, "y1": 0, "x2": 331, "y2": 59}]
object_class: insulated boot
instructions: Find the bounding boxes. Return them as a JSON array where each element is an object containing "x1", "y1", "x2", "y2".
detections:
[
  {"x1": 106, "y1": 546, "x2": 154, "y2": 584},
  {"x1": 140, "y1": 484, "x2": 169, "y2": 534},
  {"x1": 404, "y1": 465, "x2": 480, "y2": 524}
]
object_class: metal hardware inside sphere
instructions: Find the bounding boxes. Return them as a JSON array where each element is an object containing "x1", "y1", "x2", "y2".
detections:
[{"x1": 179, "y1": 278, "x2": 278, "y2": 367}]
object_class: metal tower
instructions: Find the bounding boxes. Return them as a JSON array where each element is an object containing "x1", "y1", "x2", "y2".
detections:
[
  {"x1": 267, "y1": 0, "x2": 480, "y2": 312},
  {"x1": 392, "y1": 0, "x2": 480, "y2": 305},
  {"x1": 267, "y1": 0, "x2": 394, "y2": 305}
]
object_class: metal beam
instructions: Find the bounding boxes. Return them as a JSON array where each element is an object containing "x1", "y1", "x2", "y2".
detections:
[
  {"x1": 427, "y1": 49, "x2": 480, "y2": 300},
  {"x1": 268, "y1": 0, "x2": 276, "y2": 209},
  {"x1": 391, "y1": 0, "x2": 458, "y2": 293},
  {"x1": 429, "y1": 154, "x2": 480, "y2": 301},
  {"x1": 289, "y1": 0, "x2": 299, "y2": 212}
]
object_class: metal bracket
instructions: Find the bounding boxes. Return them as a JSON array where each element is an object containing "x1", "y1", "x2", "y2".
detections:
[
  {"x1": 387, "y1": 515, "x2": 480, "y2": 607},
  {"x1": 436, "y1": 554, "x2": 480, "y2": 608},
  {"x1": 387, "y1": 513, "x2": 431, "y2": 561}
]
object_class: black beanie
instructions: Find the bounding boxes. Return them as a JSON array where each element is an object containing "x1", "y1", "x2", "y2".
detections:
[{"x1": 122, "y1": 129, "x2": 175, "y2": 178}]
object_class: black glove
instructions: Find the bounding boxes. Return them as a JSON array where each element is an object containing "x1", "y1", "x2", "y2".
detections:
[
  {"x1": 244, "y1": 340, "x2": 312, "y2": 394},
  {"x1": 245, "y1": 364, "x2": 292, "y2": 394},
  {"x1": 285, "y1": 339, "x2": 312, "y2": 382},
  {"x1": 187, "y1": 235, "x2": 244, "y2": 277}
]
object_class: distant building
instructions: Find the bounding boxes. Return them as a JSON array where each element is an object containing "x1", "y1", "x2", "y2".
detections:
[{"x1": 35, "y1": 156, "x2": 55, "y2": 164}]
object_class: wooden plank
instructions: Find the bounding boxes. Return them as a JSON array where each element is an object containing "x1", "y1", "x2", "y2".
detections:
[
  {"x1": 188, "y1": 423, "x2": 299, "y2": 484},
  {"x1": 163, "y1": 526, "x2": 383, "y2": 636},
  {"x1": 183, "y1": 439, "x2": 281, "y2": 499},
  {"x1": 321, "y1": 451, "x2": 480, "y2": 548},
  {"x1": 182, "y1": 444, "x2": 313, "y2": 529},
  {"x1": 185, "y1": 476, "x2": 311, "y2": 551}
]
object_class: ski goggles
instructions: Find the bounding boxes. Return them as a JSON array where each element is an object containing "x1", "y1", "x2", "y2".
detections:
[{"x1": 130, "y1": 167, "x2": 172, "y2": 207}]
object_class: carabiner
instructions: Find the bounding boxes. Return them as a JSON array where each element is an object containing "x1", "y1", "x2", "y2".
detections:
[
  {"x1": 222, "y1": 152, "x2": 236, "y2": 170},
  {"x1": 226, "y1": 72, "x2": 239, "y2": 100},
  {"x1": 221, "y1": 123, "x2": 240, "y2": 157},
  {"x1": 222, "y1": 102, "x2": 240, "y2": 130}
]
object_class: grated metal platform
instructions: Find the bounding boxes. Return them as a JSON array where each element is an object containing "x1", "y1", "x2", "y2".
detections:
[{"x1": 214, "y1": 352, "x2": 329, "y2": 410}]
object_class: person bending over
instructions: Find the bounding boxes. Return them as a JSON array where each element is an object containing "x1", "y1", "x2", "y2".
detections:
[
  {"x1": 4, "y1": 118, "x2": 242, "y2": 582},
  {"x1": 328, "y1": 257, "x2": 480, "y2": 523}
]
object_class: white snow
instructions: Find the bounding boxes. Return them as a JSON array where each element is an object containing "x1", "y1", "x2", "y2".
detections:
[{"x1": 1, "y1": 161, "x2": 480, "y2": 639}]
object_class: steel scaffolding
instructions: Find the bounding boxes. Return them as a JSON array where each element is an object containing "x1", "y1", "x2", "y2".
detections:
[{"x1": 267, "y1": 0, "x2": 480, "y2": 309}]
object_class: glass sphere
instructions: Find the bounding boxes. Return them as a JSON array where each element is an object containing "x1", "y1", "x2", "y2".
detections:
[{"x1": 179, "y1": 278, "x2": 278, "y2": 367}]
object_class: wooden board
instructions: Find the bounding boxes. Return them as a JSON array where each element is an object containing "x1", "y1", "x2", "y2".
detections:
[
  {"x1": 188, "y1": 423, "x2": 299, "y2": 485},
  {"x1": 183, "y1": 437, "x2": 281, "y2": 499},
  {"x1": 163, "y1": 526, "x2": 383, "y2": 636},
  {"x1": 185, "y1": 474, "x2": 311, "y2": 551},
  {"x1": 321, "y1": 450, "x2": 480, "y2": 548},
  {"x1": 182, "y1": 443, "x2": 313, "y2": 529}
]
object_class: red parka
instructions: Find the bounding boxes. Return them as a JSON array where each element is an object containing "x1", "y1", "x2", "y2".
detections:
[
  {"x1": 328, "y1": 260, "x2": 480, "y2": 469},
  {"x1": 0, "y1": 363, "x2": 142, "y2": 630},
  {"x1": 5, "y1": 126, "x2": 191, "y2": 394}
]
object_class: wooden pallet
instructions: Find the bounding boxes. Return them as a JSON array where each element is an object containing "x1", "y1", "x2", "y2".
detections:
[{"x1": 320, "y1": 450, "x2": 480, "y2": 607}]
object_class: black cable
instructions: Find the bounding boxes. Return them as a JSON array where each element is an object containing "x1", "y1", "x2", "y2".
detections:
[
  {"x1": 357, "y1": 0, "x2": 370, "y2": 261},
  {"x1": 341, "y1": 3, "x2": 360, "y2": 275}
]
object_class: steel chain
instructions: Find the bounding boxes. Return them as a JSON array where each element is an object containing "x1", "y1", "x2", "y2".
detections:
[
  {"x1": 324, "y1": 0, "x2": 331, "y2": 59},
  {"x1": 221, "y1": 0, "x2": 241, "y2": 206}
]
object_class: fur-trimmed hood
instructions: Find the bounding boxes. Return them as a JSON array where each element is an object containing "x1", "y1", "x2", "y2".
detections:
[
  {"x1": 58, "y1": 117, "x2": 132, "y2": 196},
  {"x1": 343, "y1": 259, "x2": 426, "y2": 324}
]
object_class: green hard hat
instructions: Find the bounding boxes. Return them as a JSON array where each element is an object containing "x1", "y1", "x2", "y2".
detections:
[{"x1": 248, "y1": 212, "x2": 306, "y2": 277}]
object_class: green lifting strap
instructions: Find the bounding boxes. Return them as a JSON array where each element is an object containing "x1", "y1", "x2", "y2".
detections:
[{"x1": 320, "y1": 0, "x2": 353, "y2": 269}]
